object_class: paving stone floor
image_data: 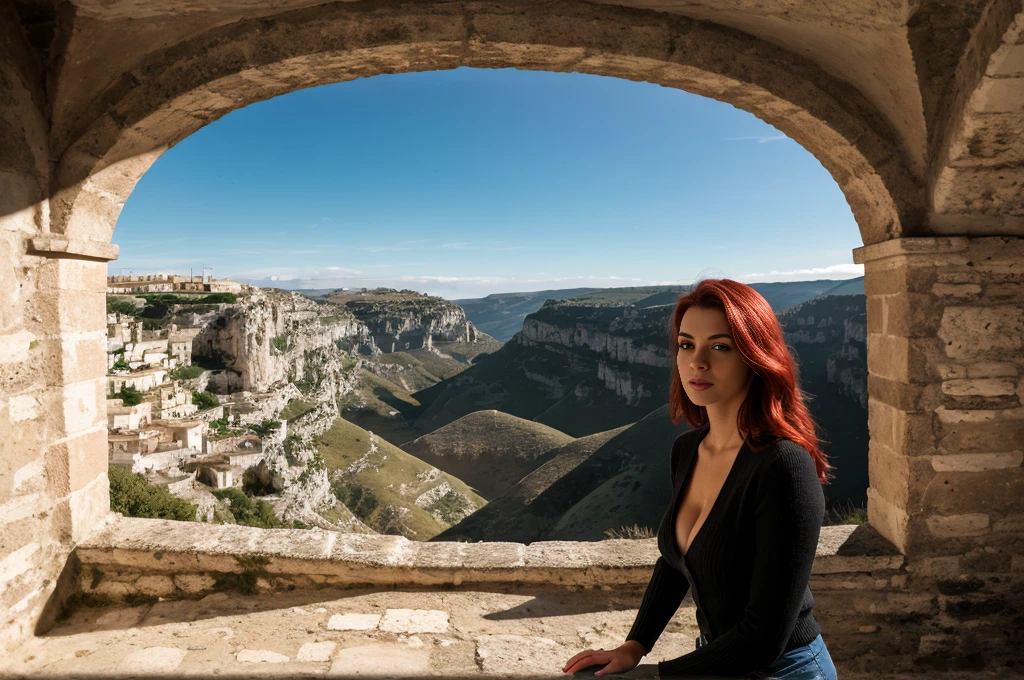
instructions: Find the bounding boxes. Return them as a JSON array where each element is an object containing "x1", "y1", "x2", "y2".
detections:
[
  {"x1": 3, "y1": 585, "x2": 1021, "y2": 679},
  {"x1": 4, "y1": 585, "x2": 679, "y2": 678}
]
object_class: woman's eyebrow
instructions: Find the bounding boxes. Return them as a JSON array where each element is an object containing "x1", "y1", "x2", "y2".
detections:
[{"x1": 677, "y1": 332, "x2": 733, "y2": 340}]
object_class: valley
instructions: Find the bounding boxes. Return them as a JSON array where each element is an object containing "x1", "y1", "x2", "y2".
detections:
[{"x1": 105, "y1": 276, "x2": 868, "y2": 543}]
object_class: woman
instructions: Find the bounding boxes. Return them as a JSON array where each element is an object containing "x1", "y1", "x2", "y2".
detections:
[{"x1": 562, "y1": 279, "x2": 838, "y2": 679}]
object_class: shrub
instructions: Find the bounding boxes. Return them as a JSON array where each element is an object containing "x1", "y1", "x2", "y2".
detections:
[
  {"x1": 270, "y1": 334, "x2": 288, "y2": 353},
  {"x1": 211, "y1": 487, "x2": 283, "y2": 528},
  {"x1": 826, "y1": 499, "x2": 868, "y2": 526},
  {"x1": 332, "y1": 480, "x2": 378, "y2": 522},
  {"x1": 248, "y1": 419, "x2": 281, "y2": 437},
  {"x1": 191, "y1": 390, "x2": 220, "y2": 411},
  {"x1": 115, "y1": 385, "x2": 143, "y2": 406},
  {"x1": 426, "y1": 490, "x2": 472, "y2": 525},
  {"x1": 106, "y1": 296, "x2": 139, "y2": 316},
  {"x1": 170, "y1": 365, "x2": 205, "y2": 380},
  {"x1": 602, "y1": 524, "x2": 656, "y2": 540},
  {"x1": 376, "y1": 504, "x2": 411, "y2": 536},
  {"x1": 112, "y1": 358, "x2": 131, "y2": 371},
  {"x1": 108, "y1": 466, "x2": 197, "y2": 521}
]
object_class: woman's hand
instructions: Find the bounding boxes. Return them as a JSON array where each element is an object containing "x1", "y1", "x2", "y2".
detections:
[{"x1": 562, "y1": 640, "x2": 646, "y2": 676}]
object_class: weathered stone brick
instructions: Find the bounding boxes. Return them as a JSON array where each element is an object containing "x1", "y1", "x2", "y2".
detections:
[
  {"x1": 935, "y1": 406, "x2": 1024, "y2": 452},
  {"x1": 926, "y1": 514, "x2": 990, "y2": 538},
  {"x1": 866, "y1": 295, "x2": 885, "y2": 333},
  {"x1": 922, "y1": 468, "x2": 1024, "y2": 516},
  {"x1": 65, "y1": 428, "x2": 108, "y2": 492},
  {"x1": 886, "y1": 293, "x2": 943, "y2": 337},
  {"x1": 905, "y1": 556, "x2": 960, "y2": 578},
  {"x1": 939, "y1": 305, "x2": 1024, "y2": 361},
  {"x1": 941, "y1": 378, "x2": 1017, "y2": 397},
  {"x1": 966, "y1": 361, "x2": 1019, "y2": 378},
  {"x1": 868, "y1": 333, "x2": 910, "y2": 381},
  {"x1": 867, "y1": 487, "x2": 909, "y2": 553},
  {"x1": 868, "y1": 375, "x2": 941, "y2": 411},
  {"x1": 931, "y1": 283, "x2": 982, "y2": 298},
  {"x1": 863, "y1": 263, "x2": 936, "y2": 296},
  {"x1": 930, "y1": 451, "x2": 1023, "y2": 472}
]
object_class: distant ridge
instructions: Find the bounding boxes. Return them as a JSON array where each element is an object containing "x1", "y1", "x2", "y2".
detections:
[{"x1": 453, "y1": 288, "x2": 600, "y2": 341}]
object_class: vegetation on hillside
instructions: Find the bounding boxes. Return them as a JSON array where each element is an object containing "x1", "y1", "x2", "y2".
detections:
[
  {"x1": 313, "y1": 417, "x2": 486, "y2": 540},
  {"x1": 114, "y1": 385, "x2": 143, "y2": 406},
  {"x1": 280, "y1": 399, "x2": 316, "y2": 421},
  {"x1": 106, "y1": 296, "x2": 140, "y2": 316},
  {"x1": 108, "y1": 466, "x2": 197, "y2": 521},
  {"x1": 211, "y1": 487, "x2": 283, "y2": 528},
  {"x1": 191, "y1": 390, "x2": 219, "y2": 410},
  {"x1": 170, "y1": 365, "x2": 205, "y2": 380}
]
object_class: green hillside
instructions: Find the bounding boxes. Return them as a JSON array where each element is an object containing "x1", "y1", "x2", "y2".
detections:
[
  {"x1": 432, "y1": 425, "x2": 629, "y2": 543},
  {"x1": 314, "y1": 417, "x2": 488, "y2": 540},
  {"x1": 402, "y1": 410, "x2": 575, "y2": 500}
]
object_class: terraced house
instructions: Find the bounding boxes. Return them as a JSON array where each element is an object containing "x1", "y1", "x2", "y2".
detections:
[{"x1": 1, "y1": 0, "x2": 1023, "y2": 677}]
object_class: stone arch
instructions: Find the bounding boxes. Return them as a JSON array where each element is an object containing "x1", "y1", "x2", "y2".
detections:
[{"x1": 50, "y1": 1, "x2": 922, "y2": 251}]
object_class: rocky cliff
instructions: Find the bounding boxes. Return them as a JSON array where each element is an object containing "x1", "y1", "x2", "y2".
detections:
[
  {"x1": 325, "y1": 289, "x2": 480, "y2": 353},
  {"x1": 186, "y1": 286, "x2": 371, "y2": 393},
  {"x1": 411, "y1": 299, "x2": 673, "y2": 437}
]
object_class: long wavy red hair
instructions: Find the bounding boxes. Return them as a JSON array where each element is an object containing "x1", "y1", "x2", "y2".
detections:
[{"x1": 668, "y1": 278, "x2": 833, "y2": 484}]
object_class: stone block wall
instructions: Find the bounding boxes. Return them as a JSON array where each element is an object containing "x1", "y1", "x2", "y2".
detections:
[
  {"x1": 0, "y1": 9, "x2": 116, "y2": 650},
  {"x1": 853, "y1": 235, "x2": 1024, "y2": 670}
]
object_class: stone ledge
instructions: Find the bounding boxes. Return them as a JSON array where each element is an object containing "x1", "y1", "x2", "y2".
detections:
[
  {"x1": 29, "y1": 236, "x2": 120, "y2": 261},
  {"x1": 74, "y1": 516, "x2": 903, "y2": 590}
]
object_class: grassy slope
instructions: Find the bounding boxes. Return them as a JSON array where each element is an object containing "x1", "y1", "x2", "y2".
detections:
[
  {"x1": 536, "y1": 404, "x2": 693, "y2": 541},
  {"x1": 339, "y1": 368, "x2": 422, "y2": 446},
  {"x1": 315, "y1": 417, "x2": 487, "y2": 540},
  {"x1": 402, "y1": 410, "x2": 575, "y2": 500},
  {"x1": 432, "y1": 425, "x2": 629, "y2": 543}
]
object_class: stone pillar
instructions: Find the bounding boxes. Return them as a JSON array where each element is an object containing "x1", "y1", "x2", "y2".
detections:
[
  {"x1": 853, "y1": 236, "x2": 1024, "y2": 665},
  {"x1": 1, "y1": 6, "x2": 118, "y2": 647}
]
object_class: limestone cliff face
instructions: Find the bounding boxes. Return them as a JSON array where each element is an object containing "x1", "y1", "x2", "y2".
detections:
[
  {"x1": 826, "y1": 314, "x2": 868, "y2": 408},
  {"x1": 342, "y1": 296, "x2": 479, "y2": 353},
  {"x1": 188, "y1": 286, "x2": 371, "y2": 392},
  {"x1": 779, "y1": 294, "x2": 867, "y2": 408},
  {"x1": 517, "y1": 302, "x2": 670, "y2": 405}
]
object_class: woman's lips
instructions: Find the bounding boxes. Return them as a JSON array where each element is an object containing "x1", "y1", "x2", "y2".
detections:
[{"x1": 689, "y1": 380, "x2": 713, "y2": 391}]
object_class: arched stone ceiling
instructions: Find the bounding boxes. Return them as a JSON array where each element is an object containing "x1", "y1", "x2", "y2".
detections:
[{"x1": 29, "y1": 1, "x2": 922, "y2": 251}]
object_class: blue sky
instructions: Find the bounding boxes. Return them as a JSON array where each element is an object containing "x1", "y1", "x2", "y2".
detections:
[{"x1": 112, "y1": 67, "x2": 863, "y2": 299}]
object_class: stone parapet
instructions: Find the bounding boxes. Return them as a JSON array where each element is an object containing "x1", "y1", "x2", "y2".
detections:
[{"x1": 74, "y1": 518, "x2": 898, "y2": 596}]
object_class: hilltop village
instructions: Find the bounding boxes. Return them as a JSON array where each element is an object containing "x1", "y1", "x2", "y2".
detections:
[{"x1": 105, "y1": 274, "x2": 868, "y2": 539}]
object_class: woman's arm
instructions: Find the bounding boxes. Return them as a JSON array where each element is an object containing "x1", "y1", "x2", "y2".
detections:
[
  {"x1": 624, "y1": 555, "x2": 691, "y2": 656},
  {"x1": 656, "y1": 446, "x2": 825, "y2": 677}
]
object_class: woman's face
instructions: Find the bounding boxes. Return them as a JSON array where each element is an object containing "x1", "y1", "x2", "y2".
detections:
[{"x1": 677, "y1": 306, "x2": 753, "y2": 407}]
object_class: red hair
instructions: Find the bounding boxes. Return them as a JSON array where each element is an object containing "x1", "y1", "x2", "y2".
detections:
[{"x1": 668, "y1": 278, "x2": 833, "y2": 484}]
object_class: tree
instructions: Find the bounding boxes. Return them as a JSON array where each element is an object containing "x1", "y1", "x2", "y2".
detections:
[
  {"x1": 108, "y1": 466, "x2": 197, "y2": 521},
  {"x1": 191, "y1": 390, "x2": 219, "y2": 410},
  {"x1": 115, "y1": 385, "x2": 143, "y2": 406}
]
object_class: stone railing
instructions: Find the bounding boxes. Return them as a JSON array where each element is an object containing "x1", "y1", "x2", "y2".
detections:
[
  {"x1": 44, "y1": 517, "x2": 945, "y2": 673},
  {"x1": 70, "y1": 517, "x2": 898, "y2": 595}
]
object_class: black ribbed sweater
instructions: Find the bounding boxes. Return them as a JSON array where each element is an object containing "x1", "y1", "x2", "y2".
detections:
[{"x1": 625, "y1": 424, "x2": 825, "y2": 677}]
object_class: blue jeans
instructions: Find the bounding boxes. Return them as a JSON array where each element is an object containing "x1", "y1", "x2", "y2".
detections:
[{"x1": 756, "y1": 634, "x2": 837, "y2": 680}]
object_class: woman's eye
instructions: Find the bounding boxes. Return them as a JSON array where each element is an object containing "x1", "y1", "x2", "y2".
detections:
[{"x1": 677, "y1": 343, "x2": 730, "y2": 351}]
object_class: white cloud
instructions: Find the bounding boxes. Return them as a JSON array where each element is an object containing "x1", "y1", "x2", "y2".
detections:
[{"x1": 735, "y1": 263, "x2": 863, "y2": 283}]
